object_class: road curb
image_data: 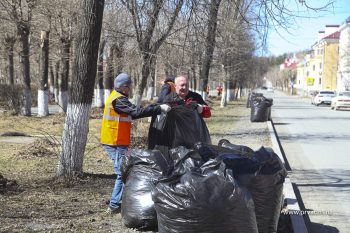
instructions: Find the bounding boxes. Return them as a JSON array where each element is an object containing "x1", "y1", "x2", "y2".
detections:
[{"x1": 267, "y1": 121, "x2": 308, "y2": 233}]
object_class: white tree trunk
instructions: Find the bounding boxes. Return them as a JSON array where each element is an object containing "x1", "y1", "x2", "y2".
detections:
[
  {"x1": 241, "y1": 88, "x2": 248, "y2": 97},
  {"x1": 59, "y1": 90, "x2": 69, "y2": 113},
  {"x1": 220, "y1": 82, "x2": 227, "y2": 108},
  {"x1": 94, "y1": 88, "x2": 104, "y2": 107},
  {"x1": 146, "y1": 86, "x2": 154, "y2": 100},
  {"x1": 236, "y1": 88, "x2": 241, "y2": 99},
  {"x1": 104, "y1": 89, "x2": 111, "y2": 105},
  {"x1": 133, "y1": 93, "x2": 142, "y2": 106},
  {"x1": 23, "y1": 89, "x2": 32, "y2": 116},
  {"x1": 203, "y1": 92, "x2": 208, "y2": 100},
  {"x1": 226, "y1": 83, "x2": 235, "y2": 102},
  {"x1": 57, "y1": 103, "x2": 90, "y2": 176},
  {"x1": 54, "y1": 88, "x2": 59, "y2": 103},
  {"x1": 38, "y1": 89, "x2": 49, "y2": 116},
  {"x1": 49, "y1": 85, "x2": 54, "y2": 94}
]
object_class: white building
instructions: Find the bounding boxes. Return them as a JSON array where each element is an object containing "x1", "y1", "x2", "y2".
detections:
[{"x1": 337, "y1": 16, "x2": 350, "y2": 91}]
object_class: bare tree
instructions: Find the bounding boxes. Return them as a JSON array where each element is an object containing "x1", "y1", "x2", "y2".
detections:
[
  {"x1": 57, "y1": 0, "x2": 104, "y2": 177},
  {"x1": 94, "y1": 38, "x2": 106, "y2": 108},
  {"x1": 54, "y1": 60, "x2": 60, "y2": 103},
  {"x1": 103, "y1": 44, "x2": 114, "y2": 101},
  {"x1": 47, "y1": 0, "x2": 79, "y2": 113},
  {"x1": 101, "y1": 1, "x2": 130, "y2": 102},
  {"x1": 37, "y1": 30, "x2": 49, "y2": 116},
  {"x1": 197, "y1": 0, "x2": 221, "y2": 100},
  {"x1": 3, "y1": 33, "x2": 16, "y2": 85},
  {"x1": 121, "y1": 0, "x2": 184, "y2": 104},
  {"x1": 0, "y1": 0, "x2": 37, "y2": 115}
]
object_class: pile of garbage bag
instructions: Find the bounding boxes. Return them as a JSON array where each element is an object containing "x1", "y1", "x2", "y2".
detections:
[{"x1": 120, "y1": 139, "x2": 287, "y2": 233}]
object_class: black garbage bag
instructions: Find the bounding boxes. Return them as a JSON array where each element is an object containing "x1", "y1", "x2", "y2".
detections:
[
  {"x1": 236, "y1": 147, "x2": 287, "y2": 233},
  {"x1": 247, "y1": 92, "x2": 263, "y2": 108},
  {"x1": 153, "y1": 159, "x2": 258, "y2": 233},
  {"x1": 120, "y1": 149, "x2": 173, "y2": 230},
  {"x1": 149, "y1": 105, "x2": 211, "y2": 149},
  {"x1": 121, "y1": 149, "x2": 173, "y2": 182},
  {"x1": 193, "y1": 141, "x2": 239, "y2": 162},
  {"x1": 250, "y1": 96, "x2": 273, "y2": 122},
  {"x1": 216, "y1": 154, "x2": 260, "y2": 175},
  {"x1": 148, "y1": 115, "x2": 162, "y2": 150},
  {"x1": 218, "y1": 139, "x2": 255, "y2": 155},
  {"x1": 166, "y1": 104, "x2": 211, "y2": 148},
  {"x1": 168, "y1": 146, "x2": 204, "y2": 174}
]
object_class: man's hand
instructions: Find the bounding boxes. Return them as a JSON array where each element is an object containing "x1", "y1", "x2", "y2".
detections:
[
  {"x1": 160, "y1": 104, "x2": 171, "y2": 113},
  {"x1": 197, "y1": 104, "x2": 203, "y2": 114}
]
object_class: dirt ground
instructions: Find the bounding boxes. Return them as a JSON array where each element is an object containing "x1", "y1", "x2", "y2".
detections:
[{"x1": 0, "y1": 98, "x2": 289, "y2": 232}]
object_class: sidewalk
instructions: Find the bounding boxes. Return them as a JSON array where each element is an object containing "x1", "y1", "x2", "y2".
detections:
[
  {"x1": 221, "y1": 97, "x2": 307, "y2": 233},
  {"x1": 209, "y1": 100, "x2": 272, "y2": 150}
]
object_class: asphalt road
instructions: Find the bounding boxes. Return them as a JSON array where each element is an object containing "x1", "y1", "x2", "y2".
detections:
[{"x1": 266, "y1": 90, "x2": 350, "y2": 233}]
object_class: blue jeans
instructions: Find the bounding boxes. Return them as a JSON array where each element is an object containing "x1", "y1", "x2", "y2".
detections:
[{"x1": 103, "y1": 145, "x2": 128, "y2": 209}]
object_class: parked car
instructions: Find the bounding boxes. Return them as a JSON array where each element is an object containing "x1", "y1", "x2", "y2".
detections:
[
  {"x1": 312, "y1": 90, "x2": 336, "y2": 106},
  {"x1": 331, "y1": 91, "x2": 350, "y2": 110},
  {"x1": 267, "y1": 87, "x2": 274, "y2": 93}
]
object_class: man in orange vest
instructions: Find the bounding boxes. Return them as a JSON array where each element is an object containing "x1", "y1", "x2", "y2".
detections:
[{"x1": 101, "y1": 72, "x2": 170, "y2": 214}]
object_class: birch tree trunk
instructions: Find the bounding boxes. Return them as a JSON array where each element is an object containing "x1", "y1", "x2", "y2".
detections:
[
  {"x1": 18, "y1": 24, "x2": 32, "y2": 116},
  {"x1": 146, "y1": 56, "x2": 156, "y2": 100},
  {"x1": 104, "y1": 45, "x2": 114, "y2": 104},
  {"x1": 57, "y1": 0, "x2": 104, "y2": 177},
  {"x1": 58, "y1": 39, "x2": 70, "y2": 113},
  {"x1": 220, "y1": 81, "x2": 227, "y2": 108},
  {"x1": 49, "y1": 61, "x2": 55, "y2": 99},
  {"x1": 38, "y1": 31, "x2": 50, "y2": 117},
  {"x1": 94, "y1": 39, "x2": 105, "y2": 108},
  {"x1": 226, "y1": 81, "x2": 235, "y2": 102},
  {"x1": 4, "y1": 34, "x2": 16, "y2": 85},
  {"x1": 54, "y1": 61, "x2": 60, "y2": 103},
  {"x1": 199, "y1": 0, "x2": 221, "y2": 96}
]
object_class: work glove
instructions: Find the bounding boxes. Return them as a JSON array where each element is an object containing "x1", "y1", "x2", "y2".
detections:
[
  {"x1": 197, "y1": 104, "x2": 203, "y2": 114},
  {"x1": 160, "y1": 104, "x2": 171, "y2": 113}
]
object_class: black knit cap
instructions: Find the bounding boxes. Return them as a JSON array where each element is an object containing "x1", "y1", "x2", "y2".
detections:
[{"x1": 164, "y1": 75, "x2": 175, "y2": 83}]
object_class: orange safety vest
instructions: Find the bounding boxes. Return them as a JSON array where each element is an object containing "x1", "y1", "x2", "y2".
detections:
[{"x1": 100, "y1": 90, "x2": 132, "y2": 146}]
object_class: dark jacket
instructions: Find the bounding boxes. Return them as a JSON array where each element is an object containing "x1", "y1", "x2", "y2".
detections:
[
  {"x1": 183, "y1": 91, "x2": 208, "y2": 106},
  {"x1": 112, "y1": 94, "x2": 161, "y2": 119},
  {"x1": 162, "y1": 90, "x2": 208, "y2": 106},
  {"x1": 157, "y1": 75, "x2": 176, "y2": 103}
]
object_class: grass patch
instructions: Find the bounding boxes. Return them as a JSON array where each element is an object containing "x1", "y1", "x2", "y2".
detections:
[{"x1": 0, "y1": 98, "x2": 270, "y2": 232}]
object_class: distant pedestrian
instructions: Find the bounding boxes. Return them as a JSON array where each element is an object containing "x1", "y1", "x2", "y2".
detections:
[
  {"x1": 205, "y1": 85, "x2": 210, "y2": 96},
  {"x1": 216, "y1": 85, "x2": 223, "y2": 96}
]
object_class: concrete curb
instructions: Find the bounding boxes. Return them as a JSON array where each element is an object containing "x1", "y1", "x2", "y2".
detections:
[{"x1": 267, "y1": 121, "x2": 308, "y2": 233}]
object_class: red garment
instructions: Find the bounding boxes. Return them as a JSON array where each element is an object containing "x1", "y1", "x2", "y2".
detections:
[
  {"x1": 185, "y1": 97, "x2": 211, "y2": 118},
  {"x1": 201, "y1": 105, "x2": 211, "y2": 118}
]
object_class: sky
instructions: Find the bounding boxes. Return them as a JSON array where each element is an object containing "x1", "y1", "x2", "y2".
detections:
[{"x1": 266, "y1": 0, "x2": 350, "y2": 57}]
